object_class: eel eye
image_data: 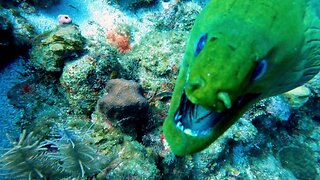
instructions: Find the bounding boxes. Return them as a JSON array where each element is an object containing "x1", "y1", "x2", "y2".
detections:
[
  {"x1": 194, "y1": 33, "x2": 207, "y2": 56},
  {"x1": 251, "y1": 59, "x2": 268, "y2": 81}
]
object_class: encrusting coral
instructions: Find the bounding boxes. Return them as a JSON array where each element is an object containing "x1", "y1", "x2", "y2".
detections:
[{"x1": 106, "y1": 25, "x2": 131, "y2": 53}]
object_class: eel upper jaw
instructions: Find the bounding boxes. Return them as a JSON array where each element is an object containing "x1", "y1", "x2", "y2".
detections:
[{"x1": 173, "y1": 91, "x2": 260, "y2": 137}]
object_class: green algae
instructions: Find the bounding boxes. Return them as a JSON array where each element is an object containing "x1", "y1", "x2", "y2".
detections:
[{"x1": 125, "y1": 31, "x2": 187, "y2": 91}]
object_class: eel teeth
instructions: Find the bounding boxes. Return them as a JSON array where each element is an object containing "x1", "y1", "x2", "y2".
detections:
[
  {"x1": 217, "y1": 92, "x2": 232, "y2": 109},
  {"x1": 184, "y1": 129, "x2": 195, "y2": 136}
]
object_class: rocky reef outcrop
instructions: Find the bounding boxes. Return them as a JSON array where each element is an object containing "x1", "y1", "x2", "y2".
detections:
[
  {"x1": 98, "y1": 79, "x2": 149, "y2": 136},
  {"x1": 30, "y1": 24, "x2": 86, "y2": 72}
]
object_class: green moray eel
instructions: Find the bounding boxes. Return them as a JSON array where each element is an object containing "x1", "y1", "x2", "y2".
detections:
[{"x1": 163, "y1": 0, "x2": 320, "y2": 156}]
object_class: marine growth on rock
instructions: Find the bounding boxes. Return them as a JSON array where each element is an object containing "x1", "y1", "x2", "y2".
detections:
[
  {"x1": 30, "y1": 24, "x2": 86, "y2": 72},
  {"x1": 98, "y1": 79, "x2": 149, "y2": 136}
]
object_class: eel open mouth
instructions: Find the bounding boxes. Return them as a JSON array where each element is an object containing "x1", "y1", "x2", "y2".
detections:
[{"x1": 173, "y1": 91, "x2": 260, "y2": 137}]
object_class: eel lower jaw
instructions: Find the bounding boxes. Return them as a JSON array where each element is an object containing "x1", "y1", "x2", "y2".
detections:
[{"x1": 173, "y1": 91, "x2": 260, "y2": 137}]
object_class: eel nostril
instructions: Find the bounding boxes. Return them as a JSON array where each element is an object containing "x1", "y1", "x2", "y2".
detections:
[{"x1": 186, "y1": 77, "x2": 205, "y2": 92}]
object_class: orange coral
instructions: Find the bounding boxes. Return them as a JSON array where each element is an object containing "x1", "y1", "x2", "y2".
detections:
[{"x1": 106, "y1": 27, "x2": 131, "y2": 53}]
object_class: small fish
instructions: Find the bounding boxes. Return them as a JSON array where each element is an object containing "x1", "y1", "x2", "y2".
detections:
[{"x1": 163, "y1": 0, "x2": 320, "y2": 156}]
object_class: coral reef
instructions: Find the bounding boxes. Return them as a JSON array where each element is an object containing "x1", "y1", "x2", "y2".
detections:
[
  {"x1": 60, "y1": 55, "x2": 103, "y2": 114},
  {"x1": 306, "y1": 72, "x2": 320, "y2": 96},
  {"x1": 6, "y1": 77, "x2": 68, "y2": 129},
  {"x1": 1, "y1": 0, "x2": 319, "y2": 179},
  {"x1": 30, "y1": 24, "x2": 86, "y2": 72},
  {"x1": 101, "y1": 140, "x2": 160, "y2": 179},
  {"x1": 106, "y1": 24, "x2": 132, "y2": 53},
  {"x1": 124, "y1": 31, "x2": 187, "y2": 91},
  {"x1": 265, "y1": 96, "x2": 291, "y2": 121},
  {"x1": 90, "y1": 111, "x2": 160, "y2": 179},
  {"x1": 98, "y1": 79, "x2": 149, "y2": 136},
  {"x1": 155, "y1": 1, "x2": 202, "y2": 31}
]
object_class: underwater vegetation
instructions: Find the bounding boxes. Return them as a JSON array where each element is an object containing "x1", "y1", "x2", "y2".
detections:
[
  {"x1": 48, "y1": 127, "x2": 107, "y2": 178},
  {"x1": 0, "y1": 128, "x2": 108, "y2": 179},
  {"x1": 0, "y1": 130, "x2": 59, "y2": 179}
]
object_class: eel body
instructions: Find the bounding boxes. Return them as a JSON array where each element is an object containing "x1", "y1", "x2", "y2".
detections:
[{"x1": 163, "y1": 0, "x2": 320, "y2": 156}]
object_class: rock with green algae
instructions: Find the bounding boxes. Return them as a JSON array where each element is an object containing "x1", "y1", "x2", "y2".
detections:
[
  {"x1": 90, "y1": 111, "x2": 160, "y2": 179},
  {"x1": 0, "y1": 9, "x2": 36, "y2": 46},
  {"x1": 60, "y1": 55, "x2": 105, "y2": 114},
  {"x1": 306, "y1": 72, "x2": 320, "y2": 96},
  {"x1": 157, "y1": 118, "x2": 259, "y2": 179},
  {"x1": 283, "y1": 85, "x2": 311, "y2": 109},
  {"x1": 30, "y1": 24, "x2": 86, "y2": 72},
  {"x1": 155, "y1": 1, "x2": 202, "y2": 31},
  {"x1": 98, "y1": 140, "x2": 160, "y2": 179},
  {"x1": 124, "y1": 31, "x2": 187, "y2": 91}
]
